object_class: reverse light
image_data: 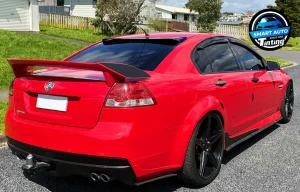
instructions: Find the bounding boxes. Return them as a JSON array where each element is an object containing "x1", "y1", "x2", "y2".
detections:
[
  {"x1": 105, "y1": 82, "x2": 155, "y2": 107},
  {"x1": 9, "y1": 78, "x2": 15, "y2": 96}
]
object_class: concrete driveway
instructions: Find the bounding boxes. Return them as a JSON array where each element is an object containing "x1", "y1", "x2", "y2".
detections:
[{"x1": 0, "y1": 50, "x2": 300, "y2": 192}]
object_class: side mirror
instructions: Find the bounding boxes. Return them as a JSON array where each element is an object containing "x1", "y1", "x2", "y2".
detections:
[{"x1": 267, "y1": 61, "x2": 280, "y2": 70}]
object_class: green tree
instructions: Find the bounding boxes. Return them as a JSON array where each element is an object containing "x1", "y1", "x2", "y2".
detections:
[
  {"x1": 266, "y1": 4, "x2": 277, "y2": 9},
  {"x1": 270, "y1": 0, "x2": 300, "y2": 37},
  {"x1": 148, "y1": 19, "x2": 167, "y2": 32},
  {"x1": 186, "y1": 0, "x2": 223, "y2": 33},
  {"x1": 92, "y1": 0, "x2": 162, "y2": 35}
]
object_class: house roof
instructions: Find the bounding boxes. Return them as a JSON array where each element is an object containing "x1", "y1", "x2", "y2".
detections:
[
  {"x1": 155, "y1": 4, "x2": 198, "y2": 15},
  {"x1": 242, "y1": 14, "x2": 254, "y2": 17}
]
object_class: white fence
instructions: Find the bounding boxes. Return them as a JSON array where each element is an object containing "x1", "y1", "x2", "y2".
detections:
[
  {"x1": 189, "y1": 22, "x2": 249, "y2": 39},
  {"x1": 39, "y1": 13, "x2": 249, "y2": 39}
]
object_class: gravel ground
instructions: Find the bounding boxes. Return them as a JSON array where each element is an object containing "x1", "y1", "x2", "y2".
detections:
[{"x1": 1, "y1": 55, "x2": 300, "y2": 192}]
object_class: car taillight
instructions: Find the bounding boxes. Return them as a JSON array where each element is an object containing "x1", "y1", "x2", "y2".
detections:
[
  {"x1": 105, "y1": 82, "x2": 155, "y2": 107},
  {"x1": 8, "y1": 78, "x2": 15, "y2": 96}
]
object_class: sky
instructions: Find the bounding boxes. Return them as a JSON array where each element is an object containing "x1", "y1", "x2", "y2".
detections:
[{"x1": 165, "y1": 0, "x2": 276, "y2": 13}]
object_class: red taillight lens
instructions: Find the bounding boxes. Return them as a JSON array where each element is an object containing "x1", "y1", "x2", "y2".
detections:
[
  {"x1": 8, "y1": 78, "x2": 15, "y2": 96},
  {"x1": 105, "y1": 82, "x2": 155, "y2": 107}
]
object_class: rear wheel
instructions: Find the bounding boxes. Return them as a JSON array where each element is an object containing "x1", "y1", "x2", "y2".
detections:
[
  {"x1": 279, "y1": 81, "x2": 294, "y2": 124},
  {"x1": 178, "y1": 112, "x2": 224, "y2": 187}
]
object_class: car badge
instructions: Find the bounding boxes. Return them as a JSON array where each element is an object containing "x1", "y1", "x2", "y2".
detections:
[{"x1": 44, "y1": 81, "x2": 54, "y2": 92}]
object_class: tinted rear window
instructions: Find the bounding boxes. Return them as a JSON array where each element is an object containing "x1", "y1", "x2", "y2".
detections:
[{"x1": 68, "y1": 38, "x2": 184, "y2": 71}]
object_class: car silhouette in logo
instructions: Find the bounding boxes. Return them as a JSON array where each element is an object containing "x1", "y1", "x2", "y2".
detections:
[{"x1": 256, "y1": 17, "x2": 283, "y2": 30}]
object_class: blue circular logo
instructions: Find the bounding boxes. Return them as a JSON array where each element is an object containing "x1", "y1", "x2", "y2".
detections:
[{"x1": 249, "y1": 9, "x2": 291, "y2": 51}]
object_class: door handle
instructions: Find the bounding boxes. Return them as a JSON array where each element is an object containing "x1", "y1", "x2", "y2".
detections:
[
  {"x1": 252, "y1": 77, "x2": 259, "y2": 83},
  {"x1": 215, "y1": 80, "x2": 227, "y2": 87}
]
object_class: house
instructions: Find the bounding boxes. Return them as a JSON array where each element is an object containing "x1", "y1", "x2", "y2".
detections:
[
  {"x1": 39, "y1": 0, "x2": 198, "y2": 22},
  {"x1": 0, "y1": 0, "x2": 39, "y2": 31},
  {"x1": 241, "y1": 13, "x2": 254, "y2": 22},
  {"x1": 221, "y1": 12, "x2": 243, "y2": 22},
  {"x1": 155, "y1": 4, "x2": 198, "y2": 22},
  {"x1": 39, "y1": 0, "x2": 157, "y2": 19}
]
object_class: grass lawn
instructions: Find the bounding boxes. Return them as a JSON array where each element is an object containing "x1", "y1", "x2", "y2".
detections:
[
  {"x1": 0, "y1": 100, "x2": 8, "y2": 134},
  {"x1": 242, "y1": 37, "x2": 300, "y2": 51},
  {"x1": 265, "y1": 57, "x2": 292, "y2": 67},
  {"x1": 281, "y1": 37, "x2": 300, "y2": 51},
  {"x1": 0, "y1": 30, "x2": 85, "y2": 90},
  {"x1": 241, "y1": 38, "x2": 254, "y2": 45},
  {"x1": 40, "y1": 25, "x2": 110, "y2": 43}
]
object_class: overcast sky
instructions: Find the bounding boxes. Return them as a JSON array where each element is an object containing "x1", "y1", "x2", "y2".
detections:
[{"x1": 165, "y1": 0, "x2": 276, "y2": 13}]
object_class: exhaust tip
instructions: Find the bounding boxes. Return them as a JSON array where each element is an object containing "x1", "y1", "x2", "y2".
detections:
[
  {"x1": 90, "y1": 173, "x2": 100, "y2": 182},
  {"x1": 100, "y1": 173, "x2": 111, "y2": 183},
  {"x1": 90, "y1": 173, "x2": 113, "y2": 183}
]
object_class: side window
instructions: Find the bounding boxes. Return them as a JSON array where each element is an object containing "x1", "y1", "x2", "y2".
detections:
[
  {"x1": 194, "y1": 50, "x2": 213, "y2": 74},
  {"x1": 232, "y1": 44, "x2": 265, "y2": 70},
  {"x1": 204, "y1": 43, "x2": 240, "y2": 73}
]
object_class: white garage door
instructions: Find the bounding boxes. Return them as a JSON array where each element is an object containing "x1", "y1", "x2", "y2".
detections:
[{"x1": 0, "y1": 0, "x2": 30, "y2": 31}]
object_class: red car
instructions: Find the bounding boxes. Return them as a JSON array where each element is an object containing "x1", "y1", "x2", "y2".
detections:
[{"x1": 5, "y1": 33, "x2": 293, "y2": 187}]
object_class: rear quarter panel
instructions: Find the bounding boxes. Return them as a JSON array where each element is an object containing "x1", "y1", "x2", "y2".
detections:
[{"x1": 141, "y1": 74, "x2": 227, "y2": 169}]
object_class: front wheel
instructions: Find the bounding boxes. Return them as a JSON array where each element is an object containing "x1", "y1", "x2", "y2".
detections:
[
  {"x1": 279, "y1": 81, "x2": 294, "y2": 124},
  {"x1": 178, "y1": 112, "x2": 224, "y2": 187}
]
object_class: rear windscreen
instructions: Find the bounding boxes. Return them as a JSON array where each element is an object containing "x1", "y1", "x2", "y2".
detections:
[{"x1": 68, "y1": 38, "x2": 185, "y2": 71}]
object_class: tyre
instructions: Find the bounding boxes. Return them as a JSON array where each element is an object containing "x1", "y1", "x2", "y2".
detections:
[
  {"x1": 178, "y1": 112, "x2": 224, "y2": 187},
  {"x1": 279, "y1": 81, "x2": 294, "y2": 124}
]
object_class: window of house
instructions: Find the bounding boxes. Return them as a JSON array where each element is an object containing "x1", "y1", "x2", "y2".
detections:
[
  {"x1": 172, "y1": 14, "x2": 177, "y2": 20},
  {"x1": 184, "y1": 14, "x2": 189, "y2": 21},
  {"x1": 192, "y1": 15, "x2": 196, "y2": 22},
  {"x1": 156, "y1": 12, "x2": 162, "y2": 18},
  {"x1": 92, "y1": 0, "x2": 97, "y2": 8},
  {"x1": 57, "y1": 0, "x2": 64, "y2": 6}
]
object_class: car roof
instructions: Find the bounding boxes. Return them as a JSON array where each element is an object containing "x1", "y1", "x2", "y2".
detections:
[{"x1": 116, "y1": 32, "x2": 225, "y2": 39}]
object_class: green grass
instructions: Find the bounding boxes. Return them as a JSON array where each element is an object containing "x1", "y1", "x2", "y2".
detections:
[
  {"x1": 40, "y1": 25, "x2": 110, "y2": 43},
  {"x1": 242, "y1": 37, "x2": 300, "y2": 51},
  {"x1": 265, "y1": 57, "x2": 292, "y2": 67},
  {"x1": 0, "y1": 30, "x2": 85, "y2": 89},
  {"x1": 281, "y1": 37, "x2": 300, "y2": 51},
  {"x1": 0, "y1": 100, "x2": 8, "y2": 134},
  {"x1": 241, "y1": 37, "x2": 254, "y2": 45}
]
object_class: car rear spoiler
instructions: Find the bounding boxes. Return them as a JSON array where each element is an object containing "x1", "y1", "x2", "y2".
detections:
[{"x1": 7, "y1": 59, "x2": 150, "y2": 86}]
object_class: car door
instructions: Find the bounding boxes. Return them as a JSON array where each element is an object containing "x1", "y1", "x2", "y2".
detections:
[
  {"x1": 230, "y1": 42, "x2": 279, "y2": 128},
  {"x1": 193, "y1": 40, "x2": 254, "y2": 137}
]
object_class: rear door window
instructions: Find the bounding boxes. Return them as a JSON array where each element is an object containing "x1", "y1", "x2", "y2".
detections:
[
  {"x1": 204, "y1": 43, "x2": 240, "y2": 72},
  {"x1": 193, "y1": 43, "x2": 240, "y2": 73},
  {"x1": 68, "y1": 38, "x2": 184, "y2": 71}
]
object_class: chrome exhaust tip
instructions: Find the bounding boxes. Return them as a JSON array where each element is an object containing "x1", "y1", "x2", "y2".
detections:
[
  {"x1": 99, "y1": 173, "x2": 112, "y2": 183},
  {"x1": 90, "y1": 172, "x2": 101, "y2": 182},
  {"x1": 90, "y1": 173, "x2": 113, "y2": 183}
]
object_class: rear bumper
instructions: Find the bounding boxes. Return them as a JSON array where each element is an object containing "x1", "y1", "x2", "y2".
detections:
[
  {"x1": 7, "y1": 137, "x2": 137, "y2": 185},
  {"x1": 5, "y1": 104, "x2": 186, "y2": 183}
]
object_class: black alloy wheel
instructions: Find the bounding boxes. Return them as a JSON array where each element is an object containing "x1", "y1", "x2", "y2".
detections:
[
  {"x1": 178, "y1": 112, "x2": 224, "y2": 187},
  {"x1": 279, "y1": 82, "x2": 294, "y2": 124}
]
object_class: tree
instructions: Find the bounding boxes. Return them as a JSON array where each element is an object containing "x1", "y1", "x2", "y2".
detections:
[
  {"x1": 266, "y1": 4, "x2": 277, "y2": 9},
  {"x1": 186, "y1": 0, "x2": 223, "y2": 33},
  {"x1": 92, "y1": 0, "x2": 162, "y2": 35},
  {"x1": 270, "y1": 0, "x2": 300, "y2": 37},
  {"x1": 148, "y1": 19, "x2": 167, "y2": 32}
]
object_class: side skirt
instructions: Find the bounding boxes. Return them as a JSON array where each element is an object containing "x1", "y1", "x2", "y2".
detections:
[{"x1": 225, "y1": 118, "x2": 282, "y2": 151}]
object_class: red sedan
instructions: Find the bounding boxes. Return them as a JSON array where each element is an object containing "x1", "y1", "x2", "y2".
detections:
[{"x1": 5, "y1": 33, "x2": 294, "y2": 187}]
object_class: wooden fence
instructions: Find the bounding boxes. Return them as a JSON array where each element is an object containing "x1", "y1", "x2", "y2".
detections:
[
  {"x1": 39, "y1": 13, "x2": 249, "y2": 39},
  {"x1": 39, "y1": 13, "x2": 95, "y2": 30}
]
